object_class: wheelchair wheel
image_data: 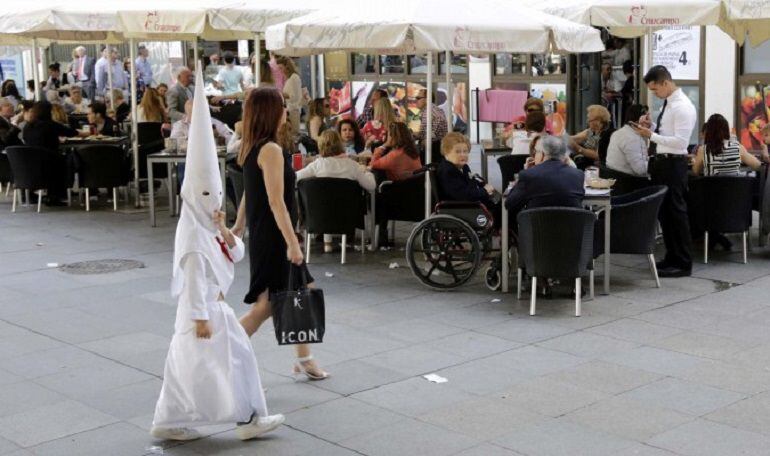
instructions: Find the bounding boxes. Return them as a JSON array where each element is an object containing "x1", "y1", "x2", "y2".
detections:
[
  {"x1": 406, "y1": 215, "x2": 482, "y2": 289},
  {"x1": 484, "y1": 265, "x2": 501, "y2": 291}
]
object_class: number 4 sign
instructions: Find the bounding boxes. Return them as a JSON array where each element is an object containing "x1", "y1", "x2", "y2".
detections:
[{"x1": 652, "y1": 26, "x2": 700, "y2": 81}]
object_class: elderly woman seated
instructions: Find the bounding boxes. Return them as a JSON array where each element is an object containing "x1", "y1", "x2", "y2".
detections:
[
  {"x1": 437, "y1": 132, "x2": 501, "y2": 227},
  {"x1": 297, "y1": 129, "x2": 376, "y2": 253},
  {"x1": 570, "y1": 104, "x2": 614, "y2": 168}
]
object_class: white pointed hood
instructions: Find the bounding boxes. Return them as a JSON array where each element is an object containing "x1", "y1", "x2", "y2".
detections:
[{"x1": 171, "y1": 67, "x2": 234, "y2": 298}]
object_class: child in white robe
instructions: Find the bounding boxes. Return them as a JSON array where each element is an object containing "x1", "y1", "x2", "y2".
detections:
[{"x1": 150, "y1": 68, "x2": 284, "y2": 442}]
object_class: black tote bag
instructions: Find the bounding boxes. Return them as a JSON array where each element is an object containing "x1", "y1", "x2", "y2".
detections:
[{"x1": 270, "y1": 265, "x2": 325, "y2": 345}]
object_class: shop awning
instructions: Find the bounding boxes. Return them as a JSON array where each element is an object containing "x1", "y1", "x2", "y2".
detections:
[
  {"x1": 720, "y1": 0, "x2": 770, "y2": 46},
  {"x1": 265, "y1": 0, "x2": 605, "y2": 56}
]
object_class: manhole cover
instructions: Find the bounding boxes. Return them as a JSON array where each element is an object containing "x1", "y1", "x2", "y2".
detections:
[{"x1": 59, "y1": 259, "x2": 145, "y2": 275}]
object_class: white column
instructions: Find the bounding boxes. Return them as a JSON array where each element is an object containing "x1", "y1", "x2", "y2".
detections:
[
  {"x1": 254, "y1": 33, "x2": 261, "y2": 88},
  {"x1": 310, "y1": 55, "x2": 317, "y2": 99},
  {"x1": 192, "y1": 40, "x2": 199, "y2": 71},
  {"x1": 425, "y1": 52, "x2": 433, "y2": 219},
  {"x1": 129, "y1": 38, "x2": 140, "y2": 207},
  {"x1": 704, "y1": 26, "x2": 735, "y2": 124},
  {"x1": 31, "y1": 38, "x2": 41, "y2": 101},
  {"x1": 445, "y1": 51, "x2": 452, "y2": 127},
  {"x1": 106, "y1": 43, "x2": 114, "y2": 109}
]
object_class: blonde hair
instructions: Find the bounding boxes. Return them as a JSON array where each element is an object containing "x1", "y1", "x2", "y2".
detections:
[
  {"x1": 139, "y1": 87, "x2": 166, "y2": 123},
  {"x1": 51, "y1": 104, "x2": 67, "y2": 125},
  {"x1": 318, "y1": 130, "x2": 345, "y2": 157},
  {"x1": 373, "y1": 97, "x2": 396, "y2": 128},
  {"x1": 587, "y1": 104, "x2": 611, "y2": 127},
  {"x1": 441, "y1": 132, "x2": 470, "y2": 156},
  {"x1": 276, "y1": 56, "x2": 297, "y2": 76}
]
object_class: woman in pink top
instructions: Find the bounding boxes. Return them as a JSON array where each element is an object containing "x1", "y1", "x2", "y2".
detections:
[{"x1": 369, "y1": 122, "x2": 422, "y2": 181}]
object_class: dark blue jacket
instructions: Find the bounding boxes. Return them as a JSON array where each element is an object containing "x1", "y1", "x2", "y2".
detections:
[
  {"x1": 505, "y1": 159, "x2": 585, "y2": 221},
  {"x1": 437, "y1": 160, "x2": 493, "y2": 208}
]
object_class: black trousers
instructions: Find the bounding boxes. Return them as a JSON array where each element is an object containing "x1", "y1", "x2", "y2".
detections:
[{"x1": 649, "y1": 155, "x2": 693, "y2": 270}]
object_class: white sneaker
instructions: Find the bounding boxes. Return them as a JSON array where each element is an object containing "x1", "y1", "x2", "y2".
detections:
[
  {"x1": 150, "y1": 426, "x2": 202, "y2": 441},
  {"x1": 235, "y1": 414, "x2": 285, "y2": 440}
]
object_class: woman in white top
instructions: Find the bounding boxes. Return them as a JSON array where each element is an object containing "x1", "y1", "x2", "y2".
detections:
[
  {"x1": 606, "y1": 104, "x2": 650, "y2": 177},
  {"x1": 277, "y1": 56, "x2": 303, "y2": 137},
  {"x1": 296, "y1": 129, "x2": 376, "y2": 252}
]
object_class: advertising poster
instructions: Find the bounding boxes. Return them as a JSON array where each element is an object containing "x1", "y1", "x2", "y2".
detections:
[
  {"x1": 652, "y1": 26, "x2": 700, "y2": 81},
  {"x1": 495, "y1": 82, "x2": 567, "y2": 137},
  {"x1": 0, "y1": 54, "x2": 25, "y2": 96},
  {"x1": 739, "y1": 83, "x2": 770, "y2": 152}
]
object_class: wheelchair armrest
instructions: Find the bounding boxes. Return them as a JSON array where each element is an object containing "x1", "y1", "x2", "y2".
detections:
[{"x1": 378, "y1": 180, "x2": 394, "y2": 193}]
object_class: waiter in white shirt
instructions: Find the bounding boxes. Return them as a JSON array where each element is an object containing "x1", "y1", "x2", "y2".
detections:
[{"x1": 631, "y1": 65, "x2": 696, "y2": 277}]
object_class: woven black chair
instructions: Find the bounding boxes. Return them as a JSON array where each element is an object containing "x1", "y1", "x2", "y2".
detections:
[
  {"x1": 594, "y1": 186, "x2": 667, "y2": 287},
  {"x1": 599, "y1": 166, "x2": 651, "y2": 196},
  {"x1": 76, "y1": 145, "x2": 131, "y2": 211},
  {"x1": 690, "y1": 175, "x2": 754, "y2": 264},
  {"x1": 497, "y1": 154, "x2": 528, "y2": 190},
  {"x1": 375, "y1": 174, "x2": 428, "y2": 247},
  {"x1": 297, "y1": 177, "x2": 368, "y2": 264},
  {"x1": 5, "y1": 146, "x2": 48, "y2": 212},
  {"x1": 0, "y1": 152, "x2": 12, "y2": 196},
  {"x1": 517, "y1": 207, "x2": 596, "y2": 316}
]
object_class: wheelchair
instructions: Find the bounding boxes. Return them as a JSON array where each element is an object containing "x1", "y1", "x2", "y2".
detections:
[{"x1": 405, "y1": 163, "x2": 506, "y2": 291}]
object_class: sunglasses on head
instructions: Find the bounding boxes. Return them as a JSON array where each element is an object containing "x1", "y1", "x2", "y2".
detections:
[{"x1": 415, "y1": 96, "x2": 426, "y2": 100}]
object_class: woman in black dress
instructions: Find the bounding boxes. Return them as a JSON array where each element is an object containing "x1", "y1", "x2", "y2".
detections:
[{"x1": 233, "y1": 88, "x2": 328, "y2": 380}]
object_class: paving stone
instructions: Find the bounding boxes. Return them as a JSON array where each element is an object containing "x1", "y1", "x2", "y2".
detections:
[
  {"x1": 544, "y1": 360, "x2": 663, "y2": 395},
  {"x1": 351, "y1": 377, "x2": 476, "y2": 417},
  {"x1": 29, "y1": 422, "x2": 151, "y2": 456},
  {"x1": 340, "y1": 419, "x2": 479, "y2": 456},
  {"x1": 482, "y1": 345, "x2": 588, "y2": 377},
  {"x1": 620, "y1": 377, "x2": 746, "y2": 416},
  {"x1": 647, "y1": 419, "x2": 770, "y2": 456},
  {"x1": 537, "y1": 331, "x2": 640, "y2": 359},
  {"x1": 358, "y1": 344, "x2": 466, "y2": 376},
  {"x1": 419, "y1": 396, "x2": 547, "y2": 440},
  {"x1": 675, "y1": 359, "x2": 770, "y2": 394},
  {"x1": 705, "y1": 391, "x2": 770, "y2": 436},
  {"x1": 33, "y1": 362, "x2": 155, "y2": 400},
  {"x1": 475, "y1": 318, "x2": 575, "y2": 344},
  {"x1": 287, "y1": 397, "x2": 404, "y2": 442},
  {"x1": 311, "y1": 359, "x2": 409, "y2": 396},
  {"x1": 432, "y1": 357, "x2": 534, "y2": 396},
  {"x1": 0, "y1": 381, "x2": 67, "y2": 417},
  {"x1": 424, "y1": 331, "x2": 522, "y2": 360},
  {"x1": 600, "y1": 346, "x2": 706, "y2": 377},
  {"x1": 650, "y1": 330, "x2": 756, "y2": 360},
  {"x1": 491, "y1": 377, "x2": 608, "y2": 417},
  {"x1": 562, "y1": 396, "x2": 695, "y2": 441},
  {"x1": 0, "y1": 399, "x2": 118, "y2": 448},
  {"x1": 454, "y1": 443, "x2": 525, "y2": 456},
  {"x1": 493, "y1": 419, "x2": 637, "y2": 456},
  {"x1": 588, "y1": 318, "x2": 684, "y2": 344}
]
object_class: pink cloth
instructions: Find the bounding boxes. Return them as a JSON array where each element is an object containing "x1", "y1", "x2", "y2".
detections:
[
  {"x1": 478, "y1": 89, "x2": 528, "y2": 123},
  {"x1": 269, "y1": 58, "x2": 286, "y2": 92}
]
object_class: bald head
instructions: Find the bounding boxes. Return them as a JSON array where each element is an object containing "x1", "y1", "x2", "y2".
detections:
[{"x1": 177, "y1": 68, "x2": 193, "y2": 87}]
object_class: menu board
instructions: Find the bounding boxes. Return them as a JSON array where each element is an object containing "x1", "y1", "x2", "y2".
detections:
[{"x1": 652, "y1": 26, "x2": 700, "y2": 81}]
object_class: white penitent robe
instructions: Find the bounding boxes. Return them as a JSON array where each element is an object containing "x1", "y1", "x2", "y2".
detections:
[{"x1": 152, "y1": 236, "x2": 268, "y2": 428}]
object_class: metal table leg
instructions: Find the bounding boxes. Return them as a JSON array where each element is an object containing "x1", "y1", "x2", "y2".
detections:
[
  {"x1": 148, "y1": 158, "x2": 156, "y2": 227},
  {"x1": 501, "y1": 203, "x2": 509, "y2": 293},
  {"x1": 167, "y1": 163, "x2": 174, "y2": 217},
  {"x1": 369, "y1": 190, "x2": 376, "y2": 250},
  {"x1": 603, "y1": 203, "x2": 611, "y2": 295},
  {"x1": 481, "y1": 149, "x2": 488, "y2": 181}
]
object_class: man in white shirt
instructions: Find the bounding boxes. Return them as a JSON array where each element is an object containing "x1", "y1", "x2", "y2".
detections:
[
  {"x1": 135, "y1": 45, "x2": 153, "y2": 87},
  {"x1": 98, "y1": 50, "x2": 129, "y2": 97},
  {"x1": 93, "y1": 47, "x2": 109, "y2": 98},
  {"x1": 63, "y1": 86, "x2": 90, "y2": 114},
  {"x1": 632, "y1": 65, "x2": 696, "y2": 277},
  {"x1": 214, "y1": 52, "x2": 245, "y2": 97},
  {"x1": 170, "y1": 100, "x2": 233, "y2": 151}
]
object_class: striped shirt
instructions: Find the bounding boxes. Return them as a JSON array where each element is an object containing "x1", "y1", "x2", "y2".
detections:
[{"x1": 704, "y1": 140, "x2": 741, "y2": 176}]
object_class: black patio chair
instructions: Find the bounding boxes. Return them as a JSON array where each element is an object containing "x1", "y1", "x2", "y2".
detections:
[
  {"x1": 517, "y1": 207, "x2": 596, "y2": 317},
  {"x1": 599, "y1": 166, "x2": 651, "y2": 196},
  {"x1": 593, "y1": 186, "x2": 667, "y2": 287},
  {"x1": 690, "y1": 175, "x2": 754, "y2": 264},
  {"x1": 76, "y1": 145, "x2": 131, "y2": 211},
  {"x1": 297, "y1": 177, "x2": 367, "y2": 264},
  {"x1": 5, "y1": 146, "x2": 48, "y2": 212},
  {"x1": 497, "y1": 154, "x2": 527, "y2": 190},
  {"x1": 375, "y1": 173, "x2": 429, "y2": 247},
  {"x1": 0, "y1": 152, "x2": 12, "y2": 196}
]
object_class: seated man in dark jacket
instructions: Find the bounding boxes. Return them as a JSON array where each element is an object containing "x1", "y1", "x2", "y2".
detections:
[
  {"x1": 505, "y1": 135, "x2": 585, "y2": 229},
  {"x1": 437, "y1": 132, "x2": 501, "y2": 227}
]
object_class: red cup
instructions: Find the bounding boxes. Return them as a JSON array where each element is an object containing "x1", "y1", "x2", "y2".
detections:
[
  {"x1": 292, "y1": 153, "x2": 303, "y2": 170},
  {"x1": 89, "y1": 124, "x2": 96, "y2": 136}
]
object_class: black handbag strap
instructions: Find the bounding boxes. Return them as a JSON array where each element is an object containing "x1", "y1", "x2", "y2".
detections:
[{"x1": 287, "y1": 263, "x2": 308, "y2": 291}]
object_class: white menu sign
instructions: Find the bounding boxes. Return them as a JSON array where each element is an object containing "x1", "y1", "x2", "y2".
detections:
[{"x1": 652, "y1": 26, "x2": 700, "y2": 81}]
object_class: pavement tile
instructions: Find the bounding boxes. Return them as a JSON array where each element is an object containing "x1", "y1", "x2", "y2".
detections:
[
  {"x1": 358, "y1": 344, "x2": 467, "y2": 376},
  {"x1": 351, "y1": 377, "x2": 476, "y2": 417},
  {"x1": 0, "y1": 381, "x2": 67, "y2": 417},
  {"x1": 311, "y1": 359, "x2": 409, "y2": 396},
  {"x1": 493, "y1": 418, "x2": 637, "y2": 456},
  {"x1": 537, "y1": 331, "x2": 640, "y2": 359},
  {"x1": 29, "y1": 422, "x2": 151, "y2": 456},
  {"x1": 260, "y1": 381, "x2": 341, "y2": 415},
  {"x1": 675, "y1": 359, "x2": 770, "y2": 394},
  {"x1": 647, "y1": 419, "x2": 770, "y2": 456},
  {"x1": 650, "y1": 330, "x2": 756, "y2": 360},
  {"x1": 33, "y1": 362, "x2": 155, "y2": 400},
  {"x1": 454, "y1": 443, "x2": 525, "y2": 456},
  {"x1": 491, "y1": 377, "x2": 608, "y2": 417},
  {"x1": 0, "y1": 399, "x2": 118, "y2": 448},
  {"x1": 543, "y1": 360, "x2": 663, "y2": 395},
  {"x1": 475, "y1": 318, "x2": 575, "y2": 344},
  {"x1": 705, "y1": 391, "x2": 770, "y2": 436},
  {"x1": 482, "y1": 345, "x2": 588, "y2": 377},
  {"x1": 287, "y1": 397, "x2": 404, "y2": 442},
  {"x1": 433, "y1": 357, "x2": 534, "y2": 396},
  {"x1": 340, "y1": 419, "x2": 479, "y2": 456},
  {"x1": 587, "y1": 318, "x2": 683, "y2": 344},
  {"x1": 562, "y1": 396, "x2": 695, "y2": 441},
  {"x1": 424, "y1": 331, "x2": 522, "y2": 360},
  {"x1": 619, "y1": 377, "x2": 746, "y2": 416},
  {"x1": 600, "y1": 346, "x2": 707, "y2": 377}
]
